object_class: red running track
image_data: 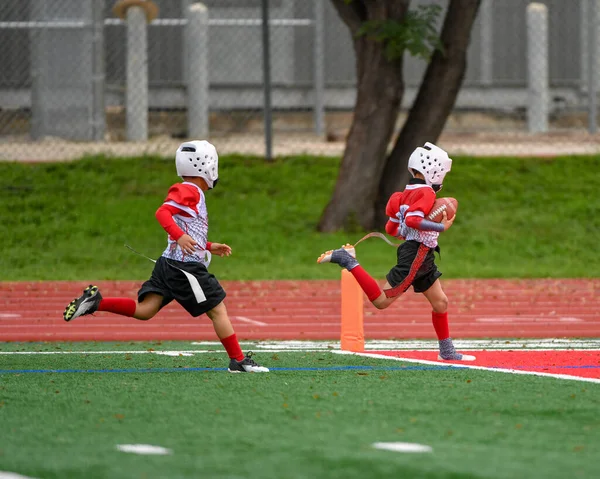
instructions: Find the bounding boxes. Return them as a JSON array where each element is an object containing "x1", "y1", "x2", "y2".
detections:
[{"x1": 0, "y1": 279, "x2": 598, "y2": 342}]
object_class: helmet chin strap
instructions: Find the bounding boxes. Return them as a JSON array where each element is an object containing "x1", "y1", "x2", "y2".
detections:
[{"x1": 432, "y1": 184, "x2": 443, "y2": 192}]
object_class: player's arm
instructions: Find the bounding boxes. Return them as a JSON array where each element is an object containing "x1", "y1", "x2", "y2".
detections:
[
  {"x1": 155, "y1": 203, "x2": 186, "y2": 240},
  {"x1": 385, "y1": 192, "x2": 404, "y2": 238},
  {"x1": 208, "y1": 242, "x2": 232, "y2": 257},
  {"x1": 385, "y1": 217, "x2": 402, "y2": 237},
  {"x1": 155, "y1": 203, "x2": 198, "y2": 254},
  {"x1": 405, "y1": 214, "x2": 445, "y2": 232},
  {"x1": 403, "y1": 188, "x2": 450, "y2": 232}
]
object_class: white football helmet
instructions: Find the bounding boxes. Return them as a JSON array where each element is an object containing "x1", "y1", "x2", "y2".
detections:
[
  {"x1": 407, "y1": 142, "x2": 452, "y2": 190},
  {"x1": 175, "y1": 140, "x2": 219, "y2": 188}
]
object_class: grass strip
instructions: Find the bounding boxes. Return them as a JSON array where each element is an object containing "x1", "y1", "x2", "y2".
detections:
[
  {"x1": 1, "y1": 154, "x2": 598, "y2": 280},
  {"x1": 1, "y1": 350, "x2": 598, "y2": 479}
]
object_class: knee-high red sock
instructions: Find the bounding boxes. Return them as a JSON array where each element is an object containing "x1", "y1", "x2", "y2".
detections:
[
  {"x1": 431, "y1": 311, "x2": 450, "y2": 340},
  {"x1": 220, "y1": 333, "x2": 245, "y2": 361},
  {"x1": 350, "y1": 265, "x2": 382, "y2": 302},
  {"x1": 98, "y1": 298, "x2": 136, "y2": 317}
]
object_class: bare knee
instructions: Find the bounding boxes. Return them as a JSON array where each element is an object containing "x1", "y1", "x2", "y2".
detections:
[
  {"x1": 133, "y1": 295, "x2": 162, "y2": 320},
  {"x1": 372, "y1": 300, "x2": 387, "y2": 310},
  {"x1": 133, "y1": 307, "x2": 155, "y2": 320},
  {"x1": 206, "y1": 301, "x2": 227, "y2": 321},
  {"x1": 431, "y1": 295, "x2": 449, "y2": 313},
  {"x1": 372, "y1": 294, "x2": 394, "y2": 310}
]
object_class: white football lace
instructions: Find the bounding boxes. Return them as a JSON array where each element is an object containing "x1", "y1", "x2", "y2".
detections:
[{"x1": 427, "y1": 205, "x2": 446, "y2": 220}]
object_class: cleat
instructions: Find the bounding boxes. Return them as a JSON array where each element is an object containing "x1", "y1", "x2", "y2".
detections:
[
  {"x1": 438, "y1": 338, "x2": 475, "y2": 361},
  {"x1": 317, "y1": 243, "x2": 356, "y2": 264},
  {"x1": 437, "y1": 353, "x2": 476, "y2": 361},
  {"x1": 228, "y1": 351, "x2": 269, "y2": 373},
  {"x1": 63, "y1": 285, "x2": 103, "y2": 322}
]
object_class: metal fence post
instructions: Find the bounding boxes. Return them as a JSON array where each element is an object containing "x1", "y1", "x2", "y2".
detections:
[
  {"x1": 479, "y1": 0, "x2": 493, "y2": 86},
  {"x1": 526, "y1": 3, "x2": 549, "y2": 133},
  {"x1": 261, "y1": 0, "x2": 273, "y2": 161},
  {"x1": 92, "y1": 0, "x2": 106, "y2": 141},
  {"x1": 588, "y1": 0, "x2": 598, "y2": 134},
  {"x1": 126, "y1": 6, "x2": 149, "y2": 141},
  {"x1": 113, "y1": 0, "x2": 158, "y2": 142},
  {"x1": 313, "y1": 0, "x2": 325, "y2": 136},
  {"x1": 186, "y1": 3, "x2": 209, "y2": 139}
]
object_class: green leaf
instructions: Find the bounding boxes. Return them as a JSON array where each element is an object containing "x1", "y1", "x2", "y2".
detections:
[{"x1": 356, "y1": 4, "x2": 443, "y2": 61}]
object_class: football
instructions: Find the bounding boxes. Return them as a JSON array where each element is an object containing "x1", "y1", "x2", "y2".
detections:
[{"x1": 427, "y1": 197, "x2": 458, "y2": 223}]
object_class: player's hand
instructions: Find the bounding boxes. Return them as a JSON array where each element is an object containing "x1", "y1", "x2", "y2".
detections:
[
  {"x1": 209, "y1": 242, "x2": 232, "y2": 257},
  {"x1": 177, "y1": 234, "x2": 198, "y2": 254},
  {"x1": 441, "y1": 211, "x2": 455, "y2": 231}
]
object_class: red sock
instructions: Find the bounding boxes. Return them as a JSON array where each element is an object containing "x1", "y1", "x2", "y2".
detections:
[
  {"x1": 98, "y1": 298, "x2": 137, "y2": 317},
  {"x1": 350, "y1": 265, "x2": 382, "y2": 302},
  {"x1": 431, "y1": 311, "x2": 450, "y2": 340},
  {"x1": 220, "y1": 333, "x2": 245, "y2": 361}
]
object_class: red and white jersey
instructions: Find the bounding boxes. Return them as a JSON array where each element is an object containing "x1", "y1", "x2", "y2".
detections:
[
  {"x1": 161, "y1": 182, "x2": 211, "y2": 266},
  {"x1": 385, "y1": 180, "x2": 439, "y2": 248}
]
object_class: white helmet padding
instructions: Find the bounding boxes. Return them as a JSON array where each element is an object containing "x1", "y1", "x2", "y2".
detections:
[
  {"x1": 407, "y1": 142, "x2": 452, "y2": 188},
  {"x1": 175, "y1": 140, "x2": 219, "y2": 188}
]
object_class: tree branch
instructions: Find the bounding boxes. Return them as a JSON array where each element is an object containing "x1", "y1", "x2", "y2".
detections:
[
  {"x1": 374, "y1": 0, "x2": 482, "y2": 225},
  {"x1": 329, "y1": 0, "x2": 367, "y2": 34}
]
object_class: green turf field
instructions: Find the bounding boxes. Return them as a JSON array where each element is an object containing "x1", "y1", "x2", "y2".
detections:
[
  {"x1": 1, "y1": 342, "x2": 599, "y2": 479},
  {"x1": 1, "y1": 154, "x2": 598, "y2": 280}
]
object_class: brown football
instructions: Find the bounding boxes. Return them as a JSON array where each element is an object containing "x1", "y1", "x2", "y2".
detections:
[{"x1": 427, "y1": 197, "x2": 458, "y2": 223}]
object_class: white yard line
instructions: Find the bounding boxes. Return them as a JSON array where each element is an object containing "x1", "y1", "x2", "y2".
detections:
[
  {"x1": 332, "y1": 350, "x2": 600, "y2": 384},
  {"x1": 1, "y1": 339, "x2": 599, "y2": 355},
  {"x1": 0, "y1": 349, "x2": 324, "y2": 355}
]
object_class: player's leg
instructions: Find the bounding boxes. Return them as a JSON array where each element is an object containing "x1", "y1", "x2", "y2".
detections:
[
  {"x1": 206, "y1": 302, "x2": 269, "y2": 373},
  {"x1": 421, "y1": 279, "x2": 475, "y2": 361},
  {"x1": 63, "y1": 285, "x2": 163, "y2": 321},
  {"x1": 317, "y1": 244, "x2": 395, "y2": 309},
  {"x1": 371, "y1": 282, "x2": 402, "y2": 309},
  {"x1": 129, "y1": 293, "x2": 163, "y2": 320},
  {"x1": 168, "y1": 258, "x2": 268, "y2": 373}
]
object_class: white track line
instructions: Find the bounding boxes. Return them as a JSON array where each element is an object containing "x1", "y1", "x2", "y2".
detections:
[{"x1": 333, "y1": 350, "x2": 600, "y2": 384}]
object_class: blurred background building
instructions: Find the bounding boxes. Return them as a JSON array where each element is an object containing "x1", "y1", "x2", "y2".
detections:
[{"x1": 1, "y1": 0, "x2": 599, "y2": 160}]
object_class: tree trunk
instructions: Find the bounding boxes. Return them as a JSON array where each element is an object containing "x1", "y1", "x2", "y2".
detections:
[
  {"x1": 374, "y1": 0, "x2": 482, "y2": 226},
  {"x1": 318, "y1": 1, "x2": 409, "y2": 232}
]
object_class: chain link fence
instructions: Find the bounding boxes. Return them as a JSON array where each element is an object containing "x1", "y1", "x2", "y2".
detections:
[{"x1": 1, "y1": 0, "x2": 600, "y2": 162}]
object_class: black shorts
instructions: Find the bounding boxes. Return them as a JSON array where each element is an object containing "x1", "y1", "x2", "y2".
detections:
[
  {"x1": 138, "y1": 256, "x2": 226, "y2": 317},
  {"x1": 385, "y1": 240, "x2": 441, "y2": 294}
]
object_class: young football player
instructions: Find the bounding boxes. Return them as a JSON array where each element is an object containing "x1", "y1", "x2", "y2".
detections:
[
  {"x1": 63, "y1": 140, "x2": 269, "y2": 373},
  {"x1": 318, "y1": 142, "x2": 475, "y2": 361}
]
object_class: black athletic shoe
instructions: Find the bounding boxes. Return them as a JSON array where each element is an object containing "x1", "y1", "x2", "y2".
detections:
[
  {"x1": 63, "y1": 285, "x2": 103, "y2": 322},
  {"x1": 228, "y1": 351, "x2": 269, "y2": 373}
]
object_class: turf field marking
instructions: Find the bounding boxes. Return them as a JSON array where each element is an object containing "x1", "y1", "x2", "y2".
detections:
[
  {"x1": 0, "y1": 365, "x2": 452, "y2": 374},
  {"x1": 0, "y1": 349, "x2": 325, "y2": 355},
  {"x1": 3, "y1": 338, "x2": 600, "y2": 355},
  {"x1": 334, "y1": 351, "x2": 600, "y2": 384},
  {"x1": 116, "y1": 444, "x2": 172, "y2": 455},
  {"x1": 0, "y1": 473, "x2": 38, "y2": 479},
  {"x1": 231, "y1": 316, "x2": 268, "y2": 326},
  {"x1": 372, "y1": 442, "x2": 432, "y2": 453},
  {"x1": 196, "y1": 339, "x2": 600, "y2": 350},
  {"x1": 153, "y1": 351, "x2": 195, "y2": 356}
]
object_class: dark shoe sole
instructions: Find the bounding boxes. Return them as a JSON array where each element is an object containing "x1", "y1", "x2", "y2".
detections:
[{"x1": 63, "y1": 285, "x2": 100, "y2": 322}]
